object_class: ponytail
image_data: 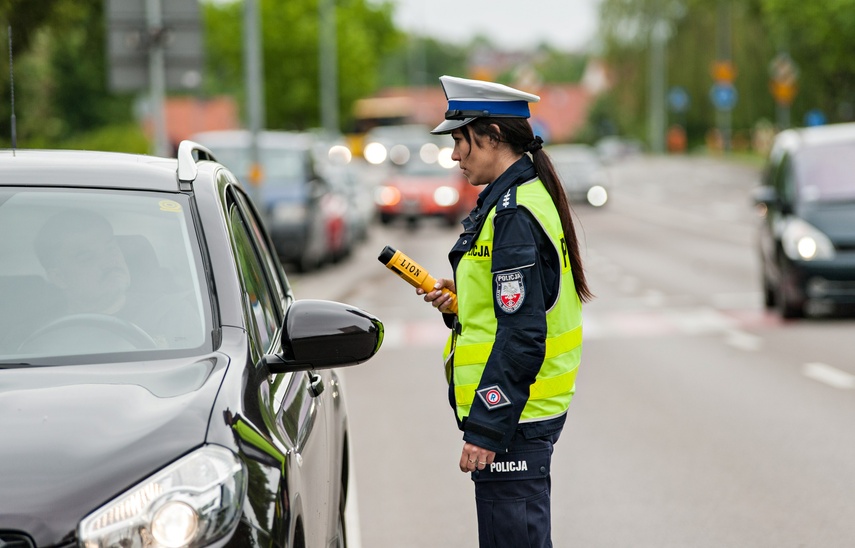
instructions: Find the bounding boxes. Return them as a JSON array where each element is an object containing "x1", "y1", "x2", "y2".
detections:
[{"x1": 465, "y1": 118, "x2": 593, "y2": 303}]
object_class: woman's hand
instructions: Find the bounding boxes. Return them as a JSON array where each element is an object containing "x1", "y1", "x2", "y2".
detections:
[
  {"x1": 416, "y1": 278, "x2": 456, "y2": 314},
  {"x1": 459, "y1": 442, "x2": 496, "y2": 473}
]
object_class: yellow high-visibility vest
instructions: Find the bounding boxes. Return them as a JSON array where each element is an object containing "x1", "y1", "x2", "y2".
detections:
[{"x1": 445, "y1": 179, "x2": 583, "y2": 423}]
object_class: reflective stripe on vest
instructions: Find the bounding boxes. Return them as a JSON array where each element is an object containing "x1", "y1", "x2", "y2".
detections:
[{"x1": 447, "y1": 179, "x2": 583, "y2": 423}]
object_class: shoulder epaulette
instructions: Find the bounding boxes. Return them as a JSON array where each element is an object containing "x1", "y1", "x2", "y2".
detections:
[{"x1": 495, "y1": 185, "x2": 518, "y2": 214}]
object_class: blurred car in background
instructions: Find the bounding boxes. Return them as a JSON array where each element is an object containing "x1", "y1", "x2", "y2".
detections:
[
  {"x1": 374, "y1": 159, "x2": 476, "y2": 228},
  {"x1": 595, "y1": 135, "x2": 644, "y2": 164},
  {"x1": 312, "y1": 136, "x2": 376, "y2": 262},
  {"x1": 548, "y1": 144, "x2": 609, "y2": 207},
  {"x1": 752, "y1": 122, "x2": 855, "y2": 318},
  {"x1": 191, "y1": 130, "x2": 331, "y2": 271},
  {"x1": 364, "y1": 124, "x2": 477, "y2": 227}
]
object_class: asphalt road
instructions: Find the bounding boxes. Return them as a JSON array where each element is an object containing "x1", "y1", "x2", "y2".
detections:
[{"x1": 290, "y1": 154, "x2": 855, "y2": 548}]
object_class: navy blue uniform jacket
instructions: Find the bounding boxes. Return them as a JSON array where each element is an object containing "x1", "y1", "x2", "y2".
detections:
[{"x1": 446, "y1": 155, "x2": 566, "y2": 453}]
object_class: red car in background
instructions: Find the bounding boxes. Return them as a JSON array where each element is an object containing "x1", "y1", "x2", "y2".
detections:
[
  {"x1": 363, "y1": 124, "x2": 478, "y2": 228},
  {"x1": 375, "y1": 160, "x2": 478, "y2": 227}
]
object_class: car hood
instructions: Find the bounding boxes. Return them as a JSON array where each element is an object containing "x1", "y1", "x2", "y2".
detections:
[
  {"x1": 800, "y1": 201, "x2": 855, "y2": 246},
  {"x1": 0, "y1": 354, "x2": 229, "y2": 546}
]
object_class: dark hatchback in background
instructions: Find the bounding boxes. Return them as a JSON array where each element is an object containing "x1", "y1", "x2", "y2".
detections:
[
  {"x1": 753, "y1": 122, "x2": 855, "y2": 318},
  {"x1": 190, "y1": 130, "x2": 332, "y2": 271},
  {"x1": 0, "y1": 142, "x2": 384, "y2": 548}
]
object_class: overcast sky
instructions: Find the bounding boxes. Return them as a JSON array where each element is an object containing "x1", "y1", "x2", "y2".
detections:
[{"x1": 381, "y1": 0, "x2": 603, "y2": 51}]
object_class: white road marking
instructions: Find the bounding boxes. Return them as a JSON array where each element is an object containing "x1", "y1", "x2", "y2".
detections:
[
  {"x1": 724, "y1": 329, "x2": 764, "y2": 352},
  {"x1": 802, "y1": 362, "x2": 855, "y2": 390},
  {"x1": 345, "y1": 451, "x2": 363, "y2": 548}
]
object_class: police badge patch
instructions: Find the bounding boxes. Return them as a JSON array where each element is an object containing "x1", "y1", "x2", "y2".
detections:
[
  {"x1": 495, "y1": 270, "x2": 525, "y2": 313},
  {"x1": 476, "y1": 385, "x2": 512, "y2": 410}
]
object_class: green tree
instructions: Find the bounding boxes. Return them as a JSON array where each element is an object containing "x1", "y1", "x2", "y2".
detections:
[
  {"x1": 760, "y1": 0, "x2": 855, "y2": 121},
  {"x1": 595, "y1": 0, "x2": 855, "y2": 148},
  {"x1": 203, "y1": 0, "x2": 400, "y2": 131},
  {"x1": 0, "y1": 0, "x2": 135, "y2": 148}
]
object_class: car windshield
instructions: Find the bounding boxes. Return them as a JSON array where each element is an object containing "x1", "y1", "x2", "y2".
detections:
[
  {"x1": 210, "y1": 147, "x2": 308, "y2": 188},
  {"x1": 794, "y1": 142, "x2": 855, "y2": 202},
  {"x1": 0, "y1": 189, "x2": 210, "y2": 364}
]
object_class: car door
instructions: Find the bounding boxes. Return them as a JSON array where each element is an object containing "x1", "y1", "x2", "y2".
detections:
[{"x1": 226, "y1": 183, "x2": 333, "y2": 544}]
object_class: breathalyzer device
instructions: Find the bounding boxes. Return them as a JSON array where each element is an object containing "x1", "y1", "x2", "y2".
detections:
[{"x1": 378, "y1": 245, "x2": 458, "y2": 314}]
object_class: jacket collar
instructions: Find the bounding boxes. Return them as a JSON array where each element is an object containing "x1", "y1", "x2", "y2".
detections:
[{"x1": 462, "y1": 155, "x2": 536, "y2": 233}]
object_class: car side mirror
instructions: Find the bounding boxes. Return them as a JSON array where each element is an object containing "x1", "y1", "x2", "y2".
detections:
[{"x1": 261, "y1": 299, "x2": 384, "y2": 373}]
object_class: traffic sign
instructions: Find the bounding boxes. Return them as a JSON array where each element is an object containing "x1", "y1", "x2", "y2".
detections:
[
  {"x1": 769, "y1": 53, "x2": 799, "y2": 85},
  {"x1": 769, "y1": 81, "x2": 797, "y2": 106},
  {"x1": 805, "y1": 109, "x2": 826, "y2": 127},
  {"x1": 711, "y1": 60, "x2": 737, "y2": 83},
  {"x1": 709, "y1": 83, "x2": 738, "y2": 111},
  {"x1": 769, "y1": 53, "x2": 799, "y2": 106},
  {"x1": 106, "y1": 0, "x2": 203, "y2": 92},
  {"x1": 668, "y1": 86, "x2": 690, "y2": 113}
]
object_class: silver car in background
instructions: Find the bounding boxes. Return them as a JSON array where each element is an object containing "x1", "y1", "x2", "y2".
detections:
[{"x1": 548, "y1": 144, "x2": 609, "y2": 207}]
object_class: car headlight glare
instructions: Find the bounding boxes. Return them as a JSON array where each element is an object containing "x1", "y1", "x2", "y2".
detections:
[
  {"x1": 420, "y1": 143, "x2": 440, "y2": 164},
  {"x1": 375, "y1": 186, "x2": 401, "y2": 206},
  {"x1": 363, "y1": 142, "x2": 387, "y2": 165},
  {"x1": 437, "y1": 148, "x2": 457, "y2": 169},
  {"x1": 79, "y1": 445, "x2": 247, "y2": 548},
  {"x1": 782, "y1": 218, "x2": 835, "y2": 261},
  {"x1": 434, "y1": 186, "x2": 459, "y2": 207},
  {"x1": 587, "y1": 185, "x2": 608, "y2": 207}
]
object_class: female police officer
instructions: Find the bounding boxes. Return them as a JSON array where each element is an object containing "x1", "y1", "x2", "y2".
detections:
[{"x1": 418, "y1": 75, "x2": 592, "y2": 548}]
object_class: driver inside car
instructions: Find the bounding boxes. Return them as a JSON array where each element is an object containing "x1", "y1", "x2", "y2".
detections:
[{"x1": 29, "y1": 209, "x2": 201, "y2": 351}]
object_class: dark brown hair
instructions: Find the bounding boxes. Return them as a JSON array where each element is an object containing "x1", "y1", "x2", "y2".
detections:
[{"x1": 461, "y1": 118, "x2": 593, "y2": 302}]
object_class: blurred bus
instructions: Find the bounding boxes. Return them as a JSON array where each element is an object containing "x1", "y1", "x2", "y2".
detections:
[{"x1": 347, "y1": 96, "x2": 415, "y2": 158}]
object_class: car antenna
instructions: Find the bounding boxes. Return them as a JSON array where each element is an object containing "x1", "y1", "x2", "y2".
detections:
[{"x1": 8, "y1": 25, "x2": 16, "y2": 155}]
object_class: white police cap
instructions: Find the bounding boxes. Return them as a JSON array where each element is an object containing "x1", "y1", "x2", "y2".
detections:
[{"x1": 431, "y1": 75, "x2": 541, "y2": 134}]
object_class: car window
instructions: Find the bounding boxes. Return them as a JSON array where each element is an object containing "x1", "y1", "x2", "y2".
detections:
[
  {"x1": 793, "y1": 143, "x2": 855, "y2": 202},
  {"x1": 775, "y1": 154, "x2": 798, "y2": 205},
  {"x1": 232, "y1": 189, "x2": 293, "y2": 312},
  {"x1": 227, "y1": 196, "x2": 280, "y2": 354},
  {"x1": 0, "y1": 189, "x2": 210, "y2": 363}
]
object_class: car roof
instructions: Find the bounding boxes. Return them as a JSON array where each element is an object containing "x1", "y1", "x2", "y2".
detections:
[
  {"x1": 775, "y1": 122, "x2": 855, "y2": 152},
  {"x1": 0, "y1": 148, "x2": 185, "y2": 192}
]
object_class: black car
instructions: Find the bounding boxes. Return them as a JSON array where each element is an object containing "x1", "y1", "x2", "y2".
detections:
[
  {"x1": 0, "y1": 142, "x2": 384, "y2": 547},
  {"x1": 753, "y1": 123, "x2": 855, "y2": 318}
]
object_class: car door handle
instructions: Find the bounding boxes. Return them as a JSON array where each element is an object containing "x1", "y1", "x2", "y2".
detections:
[{"x1": 308, "y1": 373, "x2": 324, "y2": 398}]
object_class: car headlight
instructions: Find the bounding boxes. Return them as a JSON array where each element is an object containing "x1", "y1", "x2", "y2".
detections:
[
  {"x1": 782, "y1": 218, "x2": 835, "y2": 261},
  {"x1": 79, "y1": 445, "x2": 247, "y2": 548},
  {"x1": 437, "y1": 148, "x2": 457, "y2": 169},
  {"x1": 363, "y1": 142, "x2": 387, "y2": 165},
  {"x1": 389, "y1": 144, "x2": 411, "y2": 165},
  {"x1": 434, "y1": 186, "x2": 459, "y2": 207},
  {"x1": 374, "y1": 186, "x2": 401, "y2": 206},
  {"x1": 586, "y1": 185, "x2": 608, "y2": 207}
]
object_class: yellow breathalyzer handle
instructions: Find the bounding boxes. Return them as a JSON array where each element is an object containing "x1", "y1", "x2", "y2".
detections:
[{"x1": 378, "y1": 245, "x2": 458, "y2": 314}]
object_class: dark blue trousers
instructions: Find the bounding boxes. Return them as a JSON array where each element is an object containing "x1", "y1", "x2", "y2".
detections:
[{"x1": 471, "y1": 431, "x2": 560, "y2": 548}]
